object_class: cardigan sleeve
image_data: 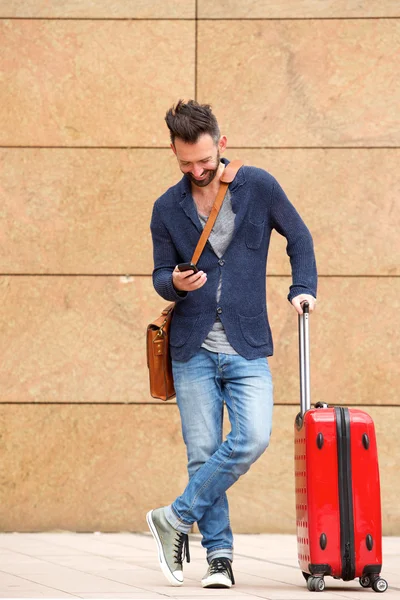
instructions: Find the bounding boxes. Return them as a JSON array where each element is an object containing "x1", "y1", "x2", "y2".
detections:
[
  {"x1": 269, "y1": 178, "x2": 318, "y2": 302},
  {"x1": 150, "y1": 202, "x2": 188, "y2": 302}
]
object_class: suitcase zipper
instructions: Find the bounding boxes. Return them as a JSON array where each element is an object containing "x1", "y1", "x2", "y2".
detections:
[{"x1": 335, "y1": 407, "x2": 356, "y2": 581}]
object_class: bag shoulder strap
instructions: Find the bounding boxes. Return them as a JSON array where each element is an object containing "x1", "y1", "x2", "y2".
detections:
[{"x1": 191, "y1": 160, "x2": 243, "y2": 266}]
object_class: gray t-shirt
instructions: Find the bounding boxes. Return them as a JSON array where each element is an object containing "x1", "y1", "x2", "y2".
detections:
[{"x1": 197, "y1": 189, "x2": 238, "y2": 355}]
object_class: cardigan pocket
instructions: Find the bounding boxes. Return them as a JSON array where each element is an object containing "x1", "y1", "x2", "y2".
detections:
[
  {"x1": 239, "y1": 310, "x2": 271, "y2": 347},
  {"x1": 245, "y1": 220, "x2": 265, "y2": 249},
  {"x1": 170, "y1": 313, "x2": 200, "y2": 347}
]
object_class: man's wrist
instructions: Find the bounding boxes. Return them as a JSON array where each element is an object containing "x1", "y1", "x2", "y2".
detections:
[{"x1": 172, "y1": 277, "x2": 187, "y2": 297}]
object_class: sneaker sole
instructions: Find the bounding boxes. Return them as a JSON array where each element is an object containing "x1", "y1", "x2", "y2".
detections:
[
  {"x1": 201, "y1": 574, "x2": 232, "y2": 588},
  {"x1": 146, "y1": 510, "x2": 184, "y2": 587}
]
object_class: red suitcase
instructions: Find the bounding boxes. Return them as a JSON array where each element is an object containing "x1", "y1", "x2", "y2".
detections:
[{"x1": 294, "y1": 303, "x2": 388, "y2": 593}]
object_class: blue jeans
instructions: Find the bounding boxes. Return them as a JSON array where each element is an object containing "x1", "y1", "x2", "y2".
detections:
[{"x1": 165, "y1": 348, "x2": 273, "y2": 562}]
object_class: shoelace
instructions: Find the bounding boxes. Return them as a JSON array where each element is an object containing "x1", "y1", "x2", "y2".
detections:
[
  {"x1": 209, "y1": 557, "x2": 235, "y2": 584},
  {"x1": 174, "y1": 532, "x2": 190, "y2": 565}
]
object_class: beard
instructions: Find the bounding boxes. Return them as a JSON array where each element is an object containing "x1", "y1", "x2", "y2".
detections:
[{"x1": 185, "y1": 151, "x2": 221, "y2": 188}]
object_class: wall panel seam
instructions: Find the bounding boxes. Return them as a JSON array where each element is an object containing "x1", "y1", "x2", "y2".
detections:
[
  {"x1": 195, "y1": 0, "x2": 198, "y2": 100},
  {"x1": 0, "y1": 17, "x2": 399, "y2": 21},
  {"x1": 0, "y1": 403, "x2": 397, "y2": 408},
  {"x1": 197, "y1": 17, "x2": 399, "y2": 21},
  {"x1": 0, "y1": 17, "x2": 197, "y2": 21},
  {"x1": 0, "y1": 274, "x2": 399, "y2": 277},
  {"x1": 1, "y1": 147, "x2": 400, "y2": 150}
]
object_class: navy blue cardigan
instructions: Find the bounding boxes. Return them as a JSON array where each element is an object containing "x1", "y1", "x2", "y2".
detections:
[{"x1": 150, "y1": 159, "x2": 317, "y2": 361}]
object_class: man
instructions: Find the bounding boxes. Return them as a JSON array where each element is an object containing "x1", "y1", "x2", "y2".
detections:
[{"x1": 147, "y1": 100, "x2": 317, "y2": 589}]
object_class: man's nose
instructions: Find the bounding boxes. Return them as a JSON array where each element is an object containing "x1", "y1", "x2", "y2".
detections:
[{"x1": 191, "y1": 164, "x2": 204, "y2": 178}]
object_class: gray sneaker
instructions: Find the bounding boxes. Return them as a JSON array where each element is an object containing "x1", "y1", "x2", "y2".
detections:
[
  {"x1": 146, "y1": 508, "x2": 190, "y2": 586},
  {"x1": 201, "y1": 557, "x2": 235, "y2": 588}
]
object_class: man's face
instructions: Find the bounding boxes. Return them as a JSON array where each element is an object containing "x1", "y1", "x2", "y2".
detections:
[{"x1": 172, "y1": 134, "x2": 226, "y2": 188}]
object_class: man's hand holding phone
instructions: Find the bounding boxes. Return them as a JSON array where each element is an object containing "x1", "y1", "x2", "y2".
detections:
[{"x1": 173, "y1": 263, "x2": 207, "y2": 292}]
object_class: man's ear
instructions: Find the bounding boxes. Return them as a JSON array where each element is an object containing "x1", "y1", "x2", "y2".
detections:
[
  {"x1": 218, "y1": 135, "x2": 227, "y2": 154},
  {"x1": 170, "y1": 143, "x2": 177, "y2": 156}
]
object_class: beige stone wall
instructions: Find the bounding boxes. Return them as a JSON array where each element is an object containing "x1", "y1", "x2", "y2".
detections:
[{"x1": 0, "y1": 1, "x2": 398, "y2": 534}]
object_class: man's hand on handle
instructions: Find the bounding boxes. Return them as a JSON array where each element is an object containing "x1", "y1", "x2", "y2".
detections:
[{"x1": 291, "y1": 294, "x2": 317, "y2": 315}]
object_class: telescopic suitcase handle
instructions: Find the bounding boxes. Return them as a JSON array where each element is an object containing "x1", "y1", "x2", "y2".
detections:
[{"x1": 299, "y1": 301, "x2": 311, "y2": 416}]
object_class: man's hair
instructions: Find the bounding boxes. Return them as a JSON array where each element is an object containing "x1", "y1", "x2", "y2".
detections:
[{"x1": 165, "y1": 100, "x2": 220, "y2": 145}]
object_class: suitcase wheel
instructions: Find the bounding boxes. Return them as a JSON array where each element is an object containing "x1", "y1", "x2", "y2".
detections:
[
  {"x1": 306, "y1": 576, "x2": 325, "y2": 592},
  {"x1": 360, "y1": 575, "x2": 371, "y2": 588},
  {"x1": 372, "y1": 578, "x2": 388, "y2": 593}
]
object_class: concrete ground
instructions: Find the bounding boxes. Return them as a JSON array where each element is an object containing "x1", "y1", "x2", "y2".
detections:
[{"x1": 0, "y1": 532, "x2": 398, "y2": 599}]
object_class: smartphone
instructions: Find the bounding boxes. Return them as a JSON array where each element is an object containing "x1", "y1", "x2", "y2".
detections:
[{"x1": 177, "y1": 262, "x2": 199, "y2": 273}]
